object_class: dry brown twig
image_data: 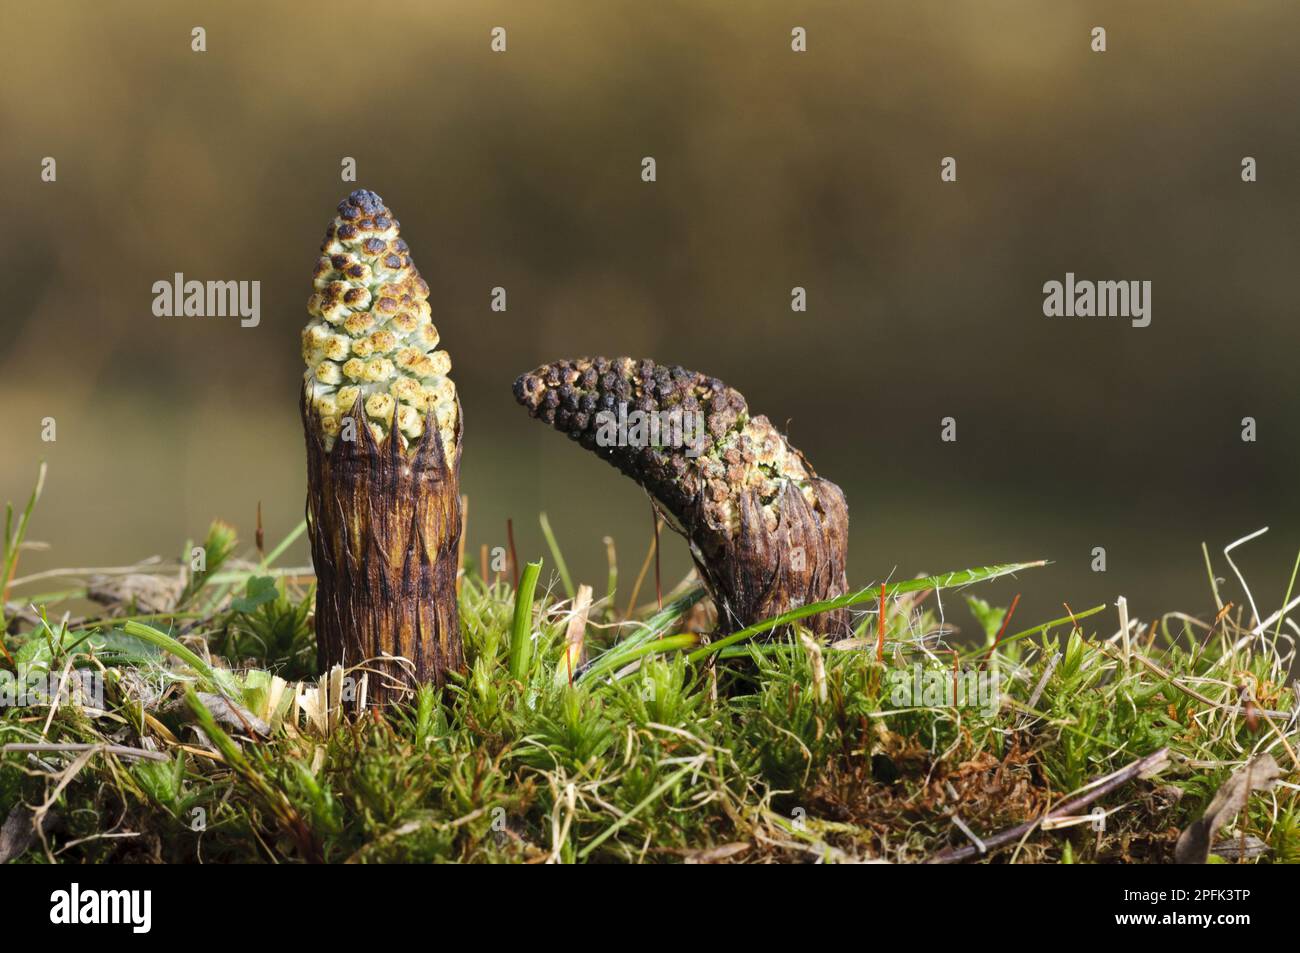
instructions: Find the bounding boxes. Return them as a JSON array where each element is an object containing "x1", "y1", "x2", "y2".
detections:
[{"x1": 928, "y1": 747, "x2": 1170, "y2": 863}]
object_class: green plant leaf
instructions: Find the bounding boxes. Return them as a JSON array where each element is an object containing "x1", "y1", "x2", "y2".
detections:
[{"x1": 231, "y1": 576, "x2": 279, "y2": 614}]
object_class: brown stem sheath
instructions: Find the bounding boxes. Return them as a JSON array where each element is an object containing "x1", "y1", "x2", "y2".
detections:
[{"x1": 302, "y1": 391, "x2": 464, "y2": 707}]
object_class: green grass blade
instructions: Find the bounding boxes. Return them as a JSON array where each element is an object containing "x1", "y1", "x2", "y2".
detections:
[
  {"x1": 579, "y1": 633, "x2": 700, "y2": 681},
  {"x1": 1274, "y1": 549, "x2": 1300, "y2": 642},
  {"x1": 538, "y1": 513, "x2": 574, "y2": 600},
  {"x1": 509, "y1": 560, "x2": 543, "y2": 680},
  {"x1": 121, "y1": 620, "x2": 238, "y2": 695},
  {"x1": 958, "y1": 603, "x2": 1106, "y2": 661},
  {"x1": 687, "y1": 561, "x2": 1046, "y2": 662},
  {"x1": 261, "y1": 519, "x2": 307, "y2": 570},
  {"x1": 1, "y1": 462, "x2": 46, "y2": 627},
  {"x1": 577, "y1": 760, "x2": 697, "y2": 860},
  {"x1": 184, "y1": 686, "x2": 250, "y2": 769},
  {"x1": 578, "y1": 588, "x2": 706, "y2": 681}
]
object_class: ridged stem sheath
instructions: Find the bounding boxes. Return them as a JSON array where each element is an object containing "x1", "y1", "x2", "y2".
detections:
[
  {"x1": 514, "y1": 358, "x2": 850, "y2": 637},
  {"x1": 301, "y1": 190, "x2": 463, "y2": 706}
]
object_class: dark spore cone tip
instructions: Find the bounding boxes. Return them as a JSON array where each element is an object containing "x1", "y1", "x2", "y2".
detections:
[
  {"x1": 341, "y1": 189, "x2": 388, "y2": 217},
  {"x1": 514, "y1": 357, "x2": 851, "y2": 637}
]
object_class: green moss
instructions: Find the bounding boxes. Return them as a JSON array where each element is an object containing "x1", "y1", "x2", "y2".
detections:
[{"x1": 1, "y1": 500, "x2": 1295, "y2": 864}]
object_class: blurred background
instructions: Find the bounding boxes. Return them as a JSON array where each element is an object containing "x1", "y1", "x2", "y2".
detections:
[{"x1": 2, "y1": 0, "x2": 1299, "y2": 637}]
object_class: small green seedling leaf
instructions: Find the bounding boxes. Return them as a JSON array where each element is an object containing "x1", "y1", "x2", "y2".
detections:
[{"x1": 231, "y1": 576, "x2": 279, "y2": 614}]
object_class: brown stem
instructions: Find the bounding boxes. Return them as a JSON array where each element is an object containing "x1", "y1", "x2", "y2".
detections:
[
  {"x1": 694, "y1": 478, "x2": 850, "y2": 637},
  {"x1": 302, "y1": 391, "x2": 464, "y2": 707}
]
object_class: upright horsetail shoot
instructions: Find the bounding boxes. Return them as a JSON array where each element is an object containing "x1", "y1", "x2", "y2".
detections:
[{"x1": 300, "y1": 190, "x2": 463, "y2": 706}]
